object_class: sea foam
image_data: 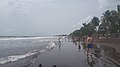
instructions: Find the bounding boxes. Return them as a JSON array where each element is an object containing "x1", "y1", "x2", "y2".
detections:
[{"x1": 0, "y1": 41, "x2": 56, "y2": 65}]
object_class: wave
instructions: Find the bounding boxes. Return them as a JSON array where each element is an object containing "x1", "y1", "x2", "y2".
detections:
[
  {"x1": 0, "y1": 41, "x2": 56, "y2": 65},
  {"x1": 0, "y1": 36, "x2": 58, "y2": 41}
]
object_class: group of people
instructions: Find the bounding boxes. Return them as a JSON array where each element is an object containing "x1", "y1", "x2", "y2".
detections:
[
  {"x1": 58, "y1": 35, "x2": 95, "y2": 66},
  {"x1": 69, "y1": 35, "x2": 94, "y2": 55},
  {"x1": 59, "y1": 35, "x2": 94, "y2": 54},
  {"x1": 71, "y1": 35, "x2": 93, "y2": 53}
]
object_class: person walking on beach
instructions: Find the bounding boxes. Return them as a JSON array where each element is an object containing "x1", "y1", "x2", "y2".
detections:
[
  {"x1": 86, "y1": 35, "x2": 93, "y2": 55},
  {"x1": 58, "y1": 37, "x2": 61, "y2": 42}
]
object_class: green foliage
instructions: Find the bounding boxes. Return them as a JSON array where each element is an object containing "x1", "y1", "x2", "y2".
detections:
[
  {"x1": 98, "y1": 24, "x2": 107, "y2": 36},
  {"x1": 69, "y1": 30, "x2": 80, "y2": 37},
  {"x1": 69, "y1": 17, "x2": 100, "y2": 37},
  {"x1": 117, "y1": 5, "x2": 120, "y2": 12},
  {"x1": 91, "y1": 16, "x2": 100, "y2": 26},
  {"x1": 70, "y1": 5, "x2": 120, "y2": 37},
  {"x1": 101, "y1": 7, "x2": 120, "y2": 36}
]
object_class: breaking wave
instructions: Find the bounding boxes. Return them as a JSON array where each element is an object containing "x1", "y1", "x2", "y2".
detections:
[{"x1": 0, "y1": 41, "x2": 56, "y2": 65}]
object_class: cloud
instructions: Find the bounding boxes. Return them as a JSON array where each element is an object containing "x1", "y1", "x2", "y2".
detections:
[
  {"x1": 73, "y1": 25, "x2": 77, "y2": 28},
  {"x1": 7, "y1": 0, "x2": 35, "y2": 16},
  {"x1": 98, "y1": 0, "x2": 107, "y2": 10},
  {"x1": 97, "y1": 0, "x2": 120, "y2": 11},
  {"x1": 72, "y1": 15, "x2": 92, "y2": 29},
  {"x1": 82, "y1": 15, "x2": 92, "y2": 23}
]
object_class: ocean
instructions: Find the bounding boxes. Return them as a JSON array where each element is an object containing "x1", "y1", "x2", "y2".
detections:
[{"x1": 0, "y1": 36, "x2": 58, "y2": 67}]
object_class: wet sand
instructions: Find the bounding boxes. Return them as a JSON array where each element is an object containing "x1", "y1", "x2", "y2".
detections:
[
  {"x1": 94, "y1": 39, "x2": 120, "y2": 52},
  {"x1": 29, "y1": 41, "x2": 101, "y2": 67},
  {"x1": 28, "y1": 40, "x2": 119, "y2": 67},
  {"x1": 1, "y1": 39, "x2": 119, "y2": 67}
]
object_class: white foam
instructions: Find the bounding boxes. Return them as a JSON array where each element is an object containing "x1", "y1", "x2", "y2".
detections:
[
  {"x1": 0, "y1": 36, "x2": 58, "y2": 41},
  {"x1": 0, "y1": 41, "x2": 56, "y2": 65},
  {"x1": 0, "y1": 52, "x2": 36, "y2": 64}
]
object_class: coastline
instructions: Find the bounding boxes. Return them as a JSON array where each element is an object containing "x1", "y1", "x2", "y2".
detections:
[{"x1": 0, "y1": 38, "x2": 119, "y2": 67}]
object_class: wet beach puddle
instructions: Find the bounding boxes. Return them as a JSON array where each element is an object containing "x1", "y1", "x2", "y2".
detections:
[{"x1": 82, "y1": 42, "x2": 120, "y2": 67}]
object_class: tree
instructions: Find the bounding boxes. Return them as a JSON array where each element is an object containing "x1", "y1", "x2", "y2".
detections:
[
  {"x1": 91, "y1": 17, "x2": 100, "y2": 26},
  {"x1": 103, "y1": 10, "x2": 111, "y2": 27},
  {"x1": 109, "y1": 10, "x2": 118, "y2": 35},
  {"x1": 69, "y1": 29, "x2": 80, "y2": 37},
  {"x1": 80, "y1": 22, "x2": 95, "y2": 36},
  {"x1": 70, "y1": 5, "x2": 120, "y2": 38},
  {"x1": 117, "y1": 5, "x2": 120, "y2": 12},
  {"x1": 90, "y1": 16, "x2": 100, "y2": 33},
  {"x1": 101, "y1": 10, "x2": 119, "y2": 36},
  {"x1": 117, "y1": 5, "x2": 120, "y2": 33},
  {"x1": 98, "y1": 24, "x2": 107, "y2": 36}
]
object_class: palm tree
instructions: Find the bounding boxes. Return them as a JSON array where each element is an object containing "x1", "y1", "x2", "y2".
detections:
[{"x1": 117, "y1": 5, "x2": 120, "y2": 33}]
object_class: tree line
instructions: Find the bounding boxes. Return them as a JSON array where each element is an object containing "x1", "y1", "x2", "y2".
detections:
[{"x1": 70, "y1": 5, "x2": 120, "y2": 38}]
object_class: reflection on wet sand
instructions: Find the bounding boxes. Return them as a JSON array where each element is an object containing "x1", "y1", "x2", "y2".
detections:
[
  {"x1": 71, "y1": 40, "x2": 98, "y2": 67},
  {"x1": 78, "y1": 43, "x2": 81, "y2": 52},
  {"x1": 73, "y1": 40, "x2": 77, "y2": 46},
  {"x1": 87, "y1": 54, "x2": 95, "y2": 67},
  {"x1": 58, "y1": 40, "x2": 62, "y2": 51},
  {"x1": 24, "y1": 53, "x2": 39, "y2": 67},
  {"x1": 82, "y1": 42, "x2": 120, "y2": 67},
  {"x1": 71, "y1": 39, "x2": 81, "y2": 52}
]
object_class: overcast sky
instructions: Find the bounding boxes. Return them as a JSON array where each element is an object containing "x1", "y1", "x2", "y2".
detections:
[{"x1": 0, "y1": 0, "x2": 120, "y2": 36}]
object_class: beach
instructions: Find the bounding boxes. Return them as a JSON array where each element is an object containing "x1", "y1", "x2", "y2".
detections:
[
  {"x1": 29, "y1": 39, "x2": 120, "y2": 67},
  {"x1": 0, "y1": 37, "x2": 119, "y2": 67},
  {"x1": 94, "y1": 39, "x2": 120, "y2": 52}
]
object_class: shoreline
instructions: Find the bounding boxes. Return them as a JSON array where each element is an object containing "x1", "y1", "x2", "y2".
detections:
[{"x1": 0, "y1": 39, "x2": 119, "y2": 67}]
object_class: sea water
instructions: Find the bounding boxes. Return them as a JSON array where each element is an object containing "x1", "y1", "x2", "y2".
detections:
[{"x1": 0, "y1": 36, "x2": 58, "y2": 66}]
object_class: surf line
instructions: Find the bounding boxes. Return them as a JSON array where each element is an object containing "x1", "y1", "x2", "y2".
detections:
[{"x1": 0, "y1": 41, "x2": 56, "y2": 65}]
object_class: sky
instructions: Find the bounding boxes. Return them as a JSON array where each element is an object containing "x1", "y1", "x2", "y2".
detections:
[{"x1": 0, "y1": 0, "x2": 120, "y2": 36}]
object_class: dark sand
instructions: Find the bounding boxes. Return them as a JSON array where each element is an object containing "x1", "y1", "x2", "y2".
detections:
[
  {"x1": 94, "y1": 39, "x2": 120, "y2": 52},
  {"x1": 29, "y1": 41, "x2": 102, "y2": 67},
  {"x1": 27, "y1": 39, "x2": 119, "y2": 67},
  {"x1": 1, "y1": 39, "x2": 119, "y2": 67}
]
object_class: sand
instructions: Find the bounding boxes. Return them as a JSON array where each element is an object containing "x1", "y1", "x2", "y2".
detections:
[{"x1": 94, "y1": 39, "x2": 120, "y2": 52}]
